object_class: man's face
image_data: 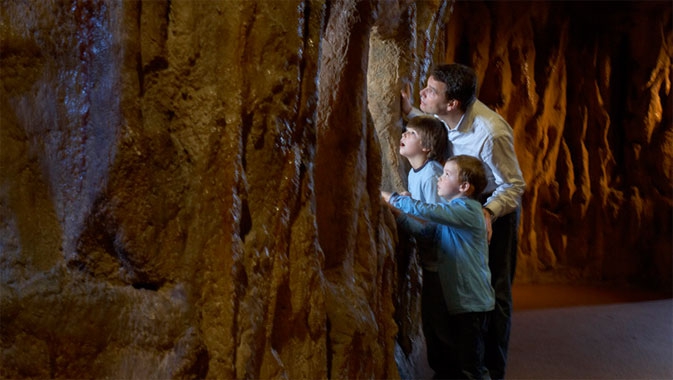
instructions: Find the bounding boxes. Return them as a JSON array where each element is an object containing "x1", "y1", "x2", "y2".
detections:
[{"x1": 419, "y1": 76, "x2": 450, "y2": 115}]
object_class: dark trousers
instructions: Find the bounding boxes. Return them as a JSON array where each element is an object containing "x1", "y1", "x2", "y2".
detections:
[
  {"x1": 422, "y1": 270, "x2": 490, "y2": 380},
  {"x1": 484, "y1": 209, "x2": 520, "y2": 379}
]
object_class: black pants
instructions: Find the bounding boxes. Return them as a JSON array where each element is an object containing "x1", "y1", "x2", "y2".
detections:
[
  {"x1": 484, "y1": 209, "x2": 520, "y2": 379},
  {"x1": 422, "y1": 270, "x2": 490, "y2": 380}
]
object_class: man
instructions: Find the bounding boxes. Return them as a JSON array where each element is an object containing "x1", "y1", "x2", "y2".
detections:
[{"x1": 402, "y1": 63, "x2": 525, "y2": 379}]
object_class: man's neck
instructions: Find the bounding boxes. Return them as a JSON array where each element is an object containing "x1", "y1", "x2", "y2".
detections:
[{"x1": 436, "y1": 112, "x2": 464, "y2": 130}]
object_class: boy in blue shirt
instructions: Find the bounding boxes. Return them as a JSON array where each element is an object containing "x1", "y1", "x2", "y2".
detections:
[
  {"x1": 382, "y1": 155, "x2": 495, "y2": 379},
  {"x1": 400, "y1": 115, "x2": 449, "y2": 204}
]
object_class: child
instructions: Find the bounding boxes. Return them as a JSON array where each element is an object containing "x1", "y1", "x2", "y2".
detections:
[
  {"x1": 400, "y1": 115, "x2": 448, "y2": 204},
  {"x1": 382, "y1": 154, "x2": 495, "y2": 380}
]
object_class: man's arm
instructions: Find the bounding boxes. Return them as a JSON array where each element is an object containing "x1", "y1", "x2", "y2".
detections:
[
  {"x1": 482, "y1": 132, "x2": 526, "y2": 218},
  {"x1": 401, "y1": 83, "x2": 424, "y2": 119},
  {"x1": 401, "y1": 82, "x2": 413, "y2": 115}
]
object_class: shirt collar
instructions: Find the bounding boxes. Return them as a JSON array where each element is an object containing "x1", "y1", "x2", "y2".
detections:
[
  {"x1": 433, "y1": 100, "x2": 476, "y2": 132},
  {"x1": 454, "y1": 113, "x2": 467, "y2": 131},
  {"x1": 412, "y1": 160, "x2": 430, "y2": 173},
  {"x1": 457, "y1": 100, "x2": 478, "y2": 132}
]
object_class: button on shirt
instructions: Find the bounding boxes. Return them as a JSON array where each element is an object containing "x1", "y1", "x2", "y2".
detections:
[{"x1": 409, "y1": 100, "x2": 525, "y2": 218}]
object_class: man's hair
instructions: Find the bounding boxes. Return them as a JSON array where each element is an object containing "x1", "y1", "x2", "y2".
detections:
[
  {"x1": 407, "y1": 115, "x2": 449, "y2": 163},
  {"x1": 431, "y1": 63, "x2": 477, "y2": 111},
  {"x1": 447, "y1": 155, "x2": 487, "y2": 199}
]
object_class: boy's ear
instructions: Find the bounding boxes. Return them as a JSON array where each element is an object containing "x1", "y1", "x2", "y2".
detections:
[{"x1": 459, "y1": 181, "x2": 472, "y2": 195}]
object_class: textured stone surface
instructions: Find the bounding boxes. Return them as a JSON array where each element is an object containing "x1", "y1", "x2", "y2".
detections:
[
  {"x1": 440, "y1": 1, "x2": 672, "y2": 287},
  {"x1": 2, "y1": 0, "x2": 331, "y2": 378},
  {"x1": 1, "y1": 0, "x2": 671, "y2": 379}
]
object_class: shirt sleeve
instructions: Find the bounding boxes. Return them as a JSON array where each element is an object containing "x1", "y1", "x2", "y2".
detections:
[
  {"x1": 481, "y1": 130, "x2": 526, "y2": 218},
  {"x1": 420, "y1": 179, "x2": 442, "y2": 204},
  {"x1": 419, "y1": 165, "x2": 445, "y2": 204},
  {"x1": 393, "y1": 196, "x2": 481, "y2": 229},
  {"x1": 395, "y1": 213, "x2": 438, "y2": 246}
]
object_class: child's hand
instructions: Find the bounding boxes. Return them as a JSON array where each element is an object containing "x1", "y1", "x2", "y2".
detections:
[
  {"x1": 381, "y1": 197, "x2": 402, "y2": 217},
  {"x1": 381, "y1": 191, "x2": 392, "y2": 203},
  {"x1": 400, "y1": 191, "x2": 411, "y2": 197}
]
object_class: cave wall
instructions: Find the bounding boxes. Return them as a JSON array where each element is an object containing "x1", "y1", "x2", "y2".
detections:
[
  {"x1": 438, "y1": 1, "x2": 672, "y2": 287},
  {"x1": 372, "y1": 0, "x2": 673, "y2": 289},
  {"x1": 1, "y1": 0, "x2": 413, "y2": 378},
  {"x1": 1, "y1": 0, "x2": 671, "y2": 379}
]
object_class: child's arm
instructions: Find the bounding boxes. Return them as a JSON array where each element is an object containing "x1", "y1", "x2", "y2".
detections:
[
  {"x1": 393, "y1": 195, "x2": 478, "y2": 228},
  {"x1": 382, "y1": 192, "x2": 436, "y2": 233},
  {"x1": 395, "y1": 212, "x2": 437, "y2": 244},
  {"x1": 382, "y1": 191, "x2": 438, "y2": 245}
]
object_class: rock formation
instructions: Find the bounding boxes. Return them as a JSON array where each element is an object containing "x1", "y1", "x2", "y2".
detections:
[
  {"x1": 440, "y1": 1, "x2": 672, "y2": 286},
  {"x1": 1, "y1": 0, "x2": 670, "y2": 379}
]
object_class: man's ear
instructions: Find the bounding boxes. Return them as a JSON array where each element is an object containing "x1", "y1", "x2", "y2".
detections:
[{"x1": 446, "y1": 99, "x2": 460, "y2": 112}]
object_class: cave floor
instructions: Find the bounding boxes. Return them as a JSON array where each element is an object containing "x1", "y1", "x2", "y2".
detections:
[
  {"x1": 506, "y1": 283, "x2": 673, "y2": 379},
  {"x1": 405, "y1": 283, "x2": 672, "y2": 379}
]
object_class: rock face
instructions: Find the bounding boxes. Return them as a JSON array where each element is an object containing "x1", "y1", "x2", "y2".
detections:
[
  {"x1": 440, "y1": 1, "x2": 672, "y2": 286},
  {"x1": 0, "y1": 0, "x2": 670, "y2": 379},
  {"x1": 372, "y1": 0, "x2": 673, "y2": 287}
]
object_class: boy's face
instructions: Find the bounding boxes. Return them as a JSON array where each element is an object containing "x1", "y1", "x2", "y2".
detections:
[
  {"x1": 419, "y1": 76, "x2": 450, "y2": 115},
  {"x1": 437, "y1": 160, "x2": 465, "y2": 199},
  {"x1": 399, "y1": 126, "x2": 427, "y2": 159}
]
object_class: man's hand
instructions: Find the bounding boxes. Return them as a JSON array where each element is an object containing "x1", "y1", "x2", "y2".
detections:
[
  {"x1": 400, "y1": 82, "x2": 412, "y2": 115},
  {"x1": 482, "y1": 208, "x2": 493, "y2": 243}
]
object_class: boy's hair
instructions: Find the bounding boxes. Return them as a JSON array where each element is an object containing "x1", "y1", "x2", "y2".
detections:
[
  {"x1": 431, "y1": 63, "x2": 477, "y2": 112},
  {"x1": 406, "y1": 115, "x2": 449, "y2": 163},
  {"x1": 447, "y1": 155, "x2": 487, "y2": 199}
]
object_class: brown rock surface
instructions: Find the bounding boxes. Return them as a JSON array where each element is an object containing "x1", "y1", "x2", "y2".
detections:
[
  {"x1": 1, "y1": 0, "x2": 671, "y2": 379},
  {"x1": 440, "y1": 1, "x2": 672, "y2": 286}
]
